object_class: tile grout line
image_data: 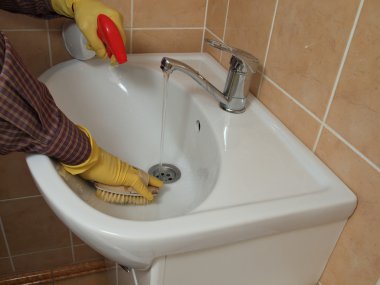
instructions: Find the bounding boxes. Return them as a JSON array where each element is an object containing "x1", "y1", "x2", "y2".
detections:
[
  {"x1": 131, "y1": 27, "x2": 204, "y2": 30},
  {"x1": 2, "y1": 28, "x2": 62, "y2": 31},
  {"x1": 0, "y1": 194, "x2": 42, "y2": 203},
  {"x1": 46, "y1": 20, "x2": 53, "y2": 67},
  {"x1": 0, "y1": 217, "x2": 15, "y2": 272},
  {"x1": 264, "y1": 73, "x2": 380, "y2": 173},
  {"x1": 130, "y1": 0, "x2": 134, "y2": 53},
  {"x1": 312, "y1": 0, "x2": 365, "y2": 152},
  {"x1": 263, "y1": 74, "x2": 323, "y2": 123},
  {"x1": 222, "y1": 0, "x2": 230, "y2": 42},
  {"x1": 201, "y1": 0, "x2": 209, "y2": 53},
  {"x1": 256, "y1": 0, "x2": 279, "y2": 97},
  {"x1": 324, "y1": 124, "x2": 380, "y2": 173},
  {"x1": 9, "y1": 245, "x2": 73, "y2": 258},
  {"x1": 220, "y1": 0, "x2": 230, "y2": 62},
  {"x1": 69, "y1": 231, "x2": 76, "y2": 262},
  {"x1": 205, "y1": 28, "x2": 223, "y2": 42},
  {"x1": 130, "y1": 0, "x2": 133, "y2": 29}
]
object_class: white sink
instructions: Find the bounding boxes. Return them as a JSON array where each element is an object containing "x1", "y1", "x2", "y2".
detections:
[
  {"x1": 38, "y1": 56, "x2": 220, "y2": 221},
  {"x1": 27, "y1": 53, "x2": 356, "y2": 272}
]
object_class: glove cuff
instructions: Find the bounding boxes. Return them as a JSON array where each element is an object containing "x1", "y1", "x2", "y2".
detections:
[
  {"x1": 61, "y1": 126, "x2": 100, "y2": 175},
  {"x1": 51, "y1": 0, "x2": 80, "y2": 18}
]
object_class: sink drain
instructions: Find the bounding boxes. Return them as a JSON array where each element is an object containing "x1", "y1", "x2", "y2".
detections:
[{"x1": 148, "y1": 163, "x2": 181, "y2": 184}]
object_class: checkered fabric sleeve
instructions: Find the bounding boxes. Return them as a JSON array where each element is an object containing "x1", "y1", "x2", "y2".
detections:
[
  {"x1": 0, "y1": 32, "x2": 91, "y2": 165},
  {"x1": 0, "y1": 0, "x2": 57, "y2": 18}
]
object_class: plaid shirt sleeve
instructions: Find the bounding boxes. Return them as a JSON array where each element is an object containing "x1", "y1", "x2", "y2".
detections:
[
  {"x1": 0, "y1": 32, "x2": 91, "y2": 165},
  {"x1": 0, "y1": 0, "x2": 57, "y2": 18}
]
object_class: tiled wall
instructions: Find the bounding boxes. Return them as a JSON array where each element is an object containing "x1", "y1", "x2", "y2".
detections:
[
  {"x1": 0, "y1": 0, "x2": 379, "y2": 284},
  {"x1": 205, "y1": 0, "x2": 379, "y2": 285},
  {"x1": 0, "y1": 11, "x2": 103, "y2": 277}
]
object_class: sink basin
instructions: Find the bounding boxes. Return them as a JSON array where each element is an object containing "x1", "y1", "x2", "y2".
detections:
[
  {"x1": 26, "y1": 53, "x2": 356, "y2": 270},
  {"x1": 36, "y1": 56, "x2": 220, "y2": 221}
]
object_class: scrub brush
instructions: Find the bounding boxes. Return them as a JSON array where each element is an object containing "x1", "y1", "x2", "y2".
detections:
[{"x1": 94, "y1": 182, "x2": 160, "y2": 205}]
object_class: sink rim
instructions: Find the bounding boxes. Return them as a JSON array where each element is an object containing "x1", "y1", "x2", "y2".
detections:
[
  {"x1": 26, "y1": 53, "x2": 357, "y2": 269},
  {"x1": 27, "y1": 152, "x2": 356, "y2": 268}
]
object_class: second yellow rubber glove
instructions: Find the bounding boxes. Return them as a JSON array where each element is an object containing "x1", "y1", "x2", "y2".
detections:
[
  {"x1": 51, "y1": 0, "x2": 126, "y2": 59},
  {"x1": 62, "y1": 127, "x2": 163, "y2": 201}
]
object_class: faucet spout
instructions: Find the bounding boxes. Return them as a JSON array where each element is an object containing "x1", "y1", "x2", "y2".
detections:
[
  {"x1": 160, "y1": 57, "x2": 229, "y2": 106},
  {"x1": 160, "y1": 40, "x2": 258, "y2": 113}
]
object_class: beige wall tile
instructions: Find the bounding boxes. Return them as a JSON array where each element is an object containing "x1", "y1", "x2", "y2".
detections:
[
  {"x1": 265, "y1": 0, "x2": 360, "y2": 118},
  {"x1": 315, "y1": 129, "x2": 380, "y2": 285},
  {"x1": 0, "y1": 197, "x2": 70, "y2": 255},
  {"x1": 126, "y1": 29, "x2": 132, "y2": 54},
  {"x1": 3, "y1": 31, "x2": 50, "y2": 77},
  {"x1": 13, "y1": 248, "x2": 72, "y2": 273},
  {"x1": 0, "y1": 258, "x2": 13, "y2": 276},
  {"x1": 47, "y1": 17, "x2": 73, "y2": 30},
  {"x1": 224, "y1": 0, "x2": 276, "y2": 64},
  {"x1": 132, "y1": 29, "x2": 203, "y2": 53},
  {"x1": 0, "y1": 153, "x2": 40, "y2": 200},
  {"x1": 250, "y1": 72, "x2": 262, "y2": 97},
  {"x1": 0, "y1": 232, "x2": 7, "y2": 258},
  {"x1": 49, "y1": 31, "x2": 73, "y2": 65},
  {"x1": 0, "y1": 9, "x2": 45, "y2": 29},
  {"x1": 70, "y1": 235, "x2": 106, "y2": 262},
  {"x1": 134, "y1": 0, "x2": 206, "y2": 28},
  {"x1": 206, "y1": 0, "x2": 228, "y2": 39},
  {"x1": 258, "y1": 78, "x2": 320, "y2": 149},
  {"x1": 74, "y1": 245, "x2": 103, "y2": 263},
  {"x1": 103, "y1": 0, "x2": 131, "y2": 28},
  {"x1": 71, "y1": 234, "x2": 83, "y2": 246},
  {"x1": 326, "y1": 0, "x2": 380, "y2": 167}
]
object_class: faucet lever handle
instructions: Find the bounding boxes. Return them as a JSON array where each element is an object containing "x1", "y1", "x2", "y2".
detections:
[{"x1": 205, "y1": 38, "x2": 259, "y2": 73}]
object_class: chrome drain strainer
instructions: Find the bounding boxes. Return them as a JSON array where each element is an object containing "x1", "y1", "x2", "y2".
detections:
[{"x1": 148, "y1": 163, "x2": 181, "y2": 184}]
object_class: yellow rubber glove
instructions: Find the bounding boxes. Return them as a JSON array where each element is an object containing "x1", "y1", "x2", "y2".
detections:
[
  {"x1": 62, "y1": 127, "x2": 163, "y2": 201},
  {"x1": 51, "y1": 0, "x2": 126, "y2": 59}
]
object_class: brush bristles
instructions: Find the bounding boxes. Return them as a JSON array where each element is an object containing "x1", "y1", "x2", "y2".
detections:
[{"x1": 96, "y1": 189, "x2": 152, "y2": 205}]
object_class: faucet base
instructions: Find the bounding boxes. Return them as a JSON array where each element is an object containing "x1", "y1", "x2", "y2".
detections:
[{"x1": 220, "y1": 102, "x2": 246, "y2": 114}]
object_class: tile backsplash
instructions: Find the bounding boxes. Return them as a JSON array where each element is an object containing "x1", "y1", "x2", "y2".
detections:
[
  {"x1": 0, "y1": 1, "x2": 379, "y2": 284},
  {"x1": 205, "y1": 1, "x2": 378, "y2": 285}
]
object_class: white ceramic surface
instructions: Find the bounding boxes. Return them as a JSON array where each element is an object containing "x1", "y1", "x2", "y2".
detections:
[{"x1": 27, "y1": 53, "x2": 356, "y2": 269}]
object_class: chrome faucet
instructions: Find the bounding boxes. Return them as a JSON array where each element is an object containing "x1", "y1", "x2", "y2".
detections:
[{"x1": 160, "y1": 39, "x2": 259, "y2": 113}]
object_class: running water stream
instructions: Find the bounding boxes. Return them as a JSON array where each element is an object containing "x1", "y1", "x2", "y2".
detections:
[
  {"x1": 148, "y1": 72, "x2": 181, "y2": 184},
  {"x1": 159, "y1": 73, "x2": 169, "y2": 168}
]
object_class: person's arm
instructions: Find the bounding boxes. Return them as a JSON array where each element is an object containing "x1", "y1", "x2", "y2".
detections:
[
  {"x1": 0, "y1": 0, "x2": 57, "y2": 19},
  {"x1": 0, "y1": 32, "x2": 162, "y2": 199},
  {"x1": 0, "y1": 32, "x2": 90, "y2": 165}
]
